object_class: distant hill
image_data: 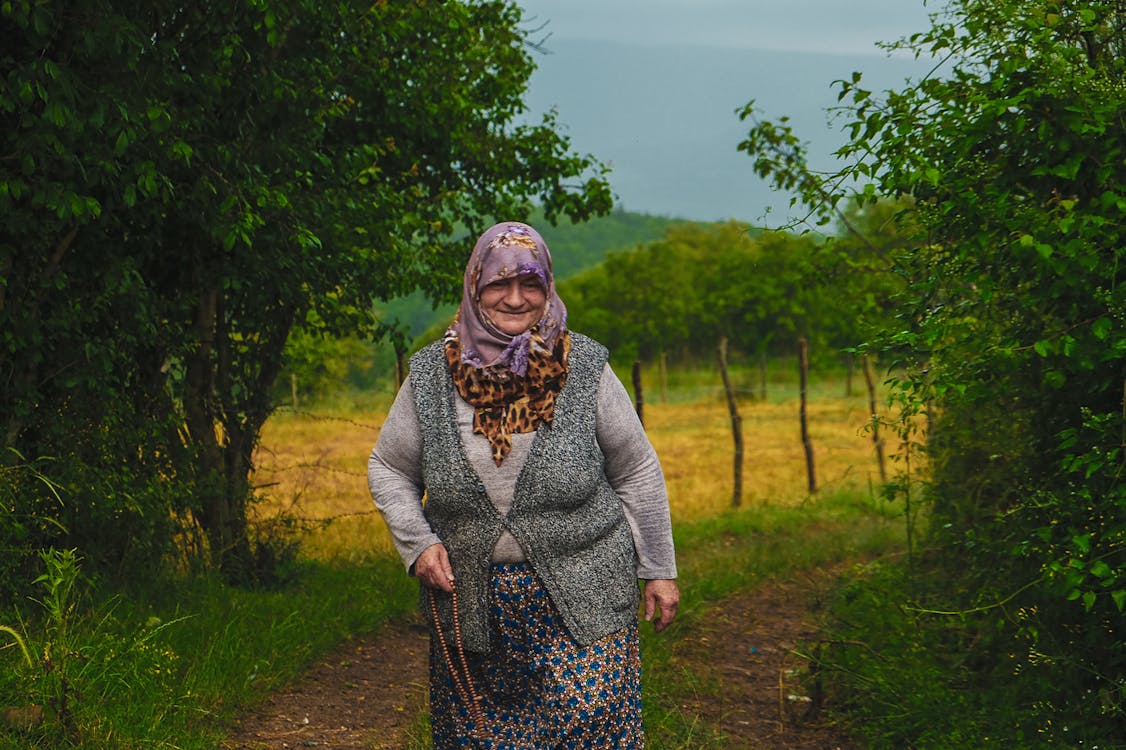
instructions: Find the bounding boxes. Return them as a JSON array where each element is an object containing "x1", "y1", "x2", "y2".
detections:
[
  {"x1": 376, "y1": 208, "x2": 708, "y2": 339},
  {"x1": 535, "y1": 208, "x2": 701, "y2": 279}
]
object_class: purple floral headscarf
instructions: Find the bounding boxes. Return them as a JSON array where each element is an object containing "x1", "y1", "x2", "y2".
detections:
[{"x1": 449, "y1": 222, "x2": 567, "y2": 377}]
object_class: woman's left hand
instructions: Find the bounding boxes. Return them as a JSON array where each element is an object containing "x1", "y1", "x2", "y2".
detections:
[{"x1": 642, "y1": 579, "x2": 680, "y2": 633}]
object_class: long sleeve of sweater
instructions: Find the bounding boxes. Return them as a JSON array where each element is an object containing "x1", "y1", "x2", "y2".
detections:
[
  {"x1": 366, "y1": 381, "x2": 441, "y2": 571},
  {"x1": 594, "y1": 365, "x2": 678, "y2": 580},
  {"x1": 367, "y1": 363, "x2": 677, "y2": 579}
]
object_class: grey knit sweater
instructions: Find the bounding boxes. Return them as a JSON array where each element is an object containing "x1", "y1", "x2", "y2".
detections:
[{"x1": 368, "y1": 333, "x2": 677, "y2": 651}]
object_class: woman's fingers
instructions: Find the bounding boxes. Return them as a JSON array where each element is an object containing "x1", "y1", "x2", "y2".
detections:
[
  {"x1": 415, "y1": 543, "x2": 455, "y2": 592},
  {"x1": 643, "y1": 579, "x2": 680, "y2": 632}
]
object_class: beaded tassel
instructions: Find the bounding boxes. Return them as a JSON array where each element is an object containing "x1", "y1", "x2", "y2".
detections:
[{"x1": 429, "y1": 585, "x2": 485, "y2": 739}]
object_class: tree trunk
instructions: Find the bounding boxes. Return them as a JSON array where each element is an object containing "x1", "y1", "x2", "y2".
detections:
[
  {"x1": 799, "y1": 337, "x2": 817, "y2": 494},
  {"x1": 182, "y1": 283, "x2": 295, "y2": 581},
  {"x1": 717, "y1": 336, "x2": 744, "y2": 507},
  {"x1": 759, "y1": 348, "x2": 767, "y2": 401},
  {"x1": 183, "y1": 285, "x2": 231, "y2": 570},
  {"x1": 863, "y1": 354, "x2": 887, "y2": 483}
]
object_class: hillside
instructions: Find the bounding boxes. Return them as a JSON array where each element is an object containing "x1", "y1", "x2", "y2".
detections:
[{"x1": 375, "y1": 208, "x2": 706, "y2": 339}]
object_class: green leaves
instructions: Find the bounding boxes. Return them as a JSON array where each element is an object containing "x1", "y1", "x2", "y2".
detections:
[
  {"x1": 1091, "y1": 316, "x2": 1112, "y2": 340},
  {"x1": 738, "y1": 0, "x2": 1126, "y2": 741},
  {"x1": 2, "y1": 0, "x2": 613, "y2": 584},
  {"x1": 562, "y1": 204, "x2": 907, "y2": 364},
  {"x1": 1113, "y1": 589, "x2": 1126, "y2": 612}
]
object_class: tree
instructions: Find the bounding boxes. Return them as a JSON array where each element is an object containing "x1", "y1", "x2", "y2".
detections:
[
  {"x1": 561, "y1": 218, "x2": 903, "y2": 372},
  {"x1": 740, "y1": 0, "x2": 1126, "y2": 740},
  {"x1": 1, "y1": 0, "x2": 611, "y2": 585},
  {"x1": 563, "y1": 223, "x2": 751, "y2": 364}
]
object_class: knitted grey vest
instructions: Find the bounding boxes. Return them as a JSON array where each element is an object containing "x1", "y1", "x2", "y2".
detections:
[{"x1": 409, "y1": 332, "x2": 640, "y2": 652}]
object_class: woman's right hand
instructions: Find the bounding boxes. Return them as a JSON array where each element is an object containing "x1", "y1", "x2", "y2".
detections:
[{"x1": 413, "y1": 543, "x2": 456, "y2": 592}]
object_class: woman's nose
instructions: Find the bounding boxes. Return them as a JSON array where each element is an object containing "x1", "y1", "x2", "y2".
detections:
[{"x1": 502, "y1": 279, "x2": 523, "y2": 304}]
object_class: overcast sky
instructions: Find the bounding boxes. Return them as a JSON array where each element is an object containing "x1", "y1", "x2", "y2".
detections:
[
  {"x1": 514, "y1": 0, "x2": 945, "y2": 222},
  {"x1": 518, "y1": 0, "x2": 942, "y2": 57}
]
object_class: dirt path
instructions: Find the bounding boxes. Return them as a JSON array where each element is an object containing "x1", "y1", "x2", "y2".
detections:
[
  {"x1": 668, "y1": 569, "x2": 856, "y2": 749},
  {"x1": 223, "y1": 569, "x2": 854, "y2": 750}
]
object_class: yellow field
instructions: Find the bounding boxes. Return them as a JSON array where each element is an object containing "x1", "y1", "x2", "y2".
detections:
[
  {"x1": 648, "y1": 392, "x2": 890, "y2": 517},
  {"x1": 254, "y1": 382, "x2": 897, "y2": 563}
]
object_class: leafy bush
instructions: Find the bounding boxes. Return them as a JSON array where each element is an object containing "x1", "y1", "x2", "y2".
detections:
[{"x1": 741, "y1": 1, "x2": 1126, "y2": 745}]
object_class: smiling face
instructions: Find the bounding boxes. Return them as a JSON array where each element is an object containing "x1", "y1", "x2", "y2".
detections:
[{"x1": 477, "y1": 274, "x2": 547, "y2": 335}]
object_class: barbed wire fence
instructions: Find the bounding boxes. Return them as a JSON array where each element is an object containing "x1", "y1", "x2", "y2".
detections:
[
  {"x1": 252, "y1": 407, "x2": 386, "y2": 529},
  {"x1": 272, "y1": 406, "x2": 383, "y2": 432},
  {"x1": 258, "y1": 356, "x2": 888, "y2": 533}
]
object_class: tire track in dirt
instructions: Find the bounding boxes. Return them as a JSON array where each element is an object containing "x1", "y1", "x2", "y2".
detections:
[
  {"x1": 666, "y1": 567, "x2": 857, "y2": 749},
  {"x1": 223, "y1": 567, "x2": 856, "y2": 749},
  {"x1": 223, "y1": 617, "x2": 430, "y2": 750}
]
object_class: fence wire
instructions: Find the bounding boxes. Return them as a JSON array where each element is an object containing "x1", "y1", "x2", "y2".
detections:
[
  {"x1": 273, "y1": 406, "x2": 382, "y2": 432},
  {"x1": 256, "y1": 462, "x2": 368, "y2": 479},
  {"x1": 254, "y1": 407, "x2": 388, "y2": 527}
]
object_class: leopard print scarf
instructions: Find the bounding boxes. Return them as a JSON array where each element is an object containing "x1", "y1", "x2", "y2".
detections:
[{"x1": 446, "y1": 329, "x2": 571, "y2": 466}]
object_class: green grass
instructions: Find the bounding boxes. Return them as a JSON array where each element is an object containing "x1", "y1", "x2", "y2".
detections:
[
  {"x1": 0, "y1": 554, "x2": 418, "y2": 749},
  {"x1": 670, "y1": 486, "x2": 903, "y2": 606},
  {"x1": 0, "y1": 489, "x2": 906, "y2": 750}
]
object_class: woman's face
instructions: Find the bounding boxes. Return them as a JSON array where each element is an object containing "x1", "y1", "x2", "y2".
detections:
[{"x1": 478, "y1": 274, "x2": 547, "y2": 335}]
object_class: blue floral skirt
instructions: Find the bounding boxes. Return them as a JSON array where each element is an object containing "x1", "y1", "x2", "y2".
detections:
[{"x1": 429, "y1": 563, "x2": 644, "y2": 749}]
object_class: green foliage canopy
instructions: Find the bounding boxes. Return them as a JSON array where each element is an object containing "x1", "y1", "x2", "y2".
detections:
[
  {"x1": 561, "y1": 215, "x2": 906, "y2": 367},
  {"x1": 563, "y1": 212, "x2": 905, "y2": 367},
  {"x1": 741, "y1": 0, "x2": 1126, "y2": 741},
  {"x1": 1, "y1": 0, "x2": 611, "y2": 585}
]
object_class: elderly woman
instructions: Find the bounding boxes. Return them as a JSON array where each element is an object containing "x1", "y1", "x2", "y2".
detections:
[{"x1": 368, "y1": 221, "x2": 679, "y2": 748}]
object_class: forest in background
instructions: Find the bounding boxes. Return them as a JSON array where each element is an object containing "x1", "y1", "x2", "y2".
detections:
[
  {"x1": 281, "y1": 204, "x2": 899, "y2": 404},
  {"x1": 279, "y1": 208, "x2": 698, "y2": 401},
  {"x1": 379, "y1": 208, "x2": 695, "y2": 336},
  {"x1": 281, "y1": 201, "x2": 908, "y2": 414},
  {"x1": 4, "y1": 0, "x2": 1126, "y2": 748}
]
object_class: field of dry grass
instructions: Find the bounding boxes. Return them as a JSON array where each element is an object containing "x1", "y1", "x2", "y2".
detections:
[{"x1": 253, "y1": 370, "x2": 897, "y2": 563}]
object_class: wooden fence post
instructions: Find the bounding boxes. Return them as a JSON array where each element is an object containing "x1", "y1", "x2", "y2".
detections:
[
  {"x1": 924, "y1": 360, "x2": 935, "y2": 443},
  {"x1": 632, "y1": 360, "x2": 644, "y2": 427},
  {"x1": 799, "y1": 337, "x2": 817, "y2": 494},
  {"x1": 291, "y1": 373, "x2": 298, "y2": 410},
  {"x1": 659, "y1": 351, "x2": 668, "y2": 404},
  {"x1": 717, "y1": 336, "x2": 744, "y2": 507},
  {"x1": 394, "y1": 342, "x2": 407, "y2": 389},
  {"x1": 759, "y1": 349, "x2": 767, "y2": 401},
  {"x1": 862, "y1": 354, "x2": 887, "y2": 483}
]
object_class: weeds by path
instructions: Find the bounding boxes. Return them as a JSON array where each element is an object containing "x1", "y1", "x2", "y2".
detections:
[{"x1": 653, "y1": 566, "x2": 860, "y2": 749}]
